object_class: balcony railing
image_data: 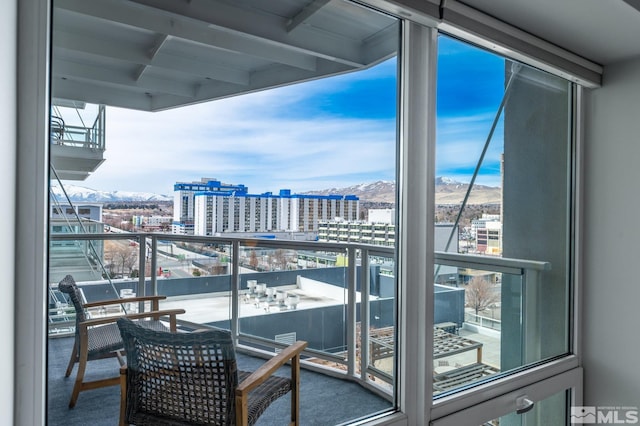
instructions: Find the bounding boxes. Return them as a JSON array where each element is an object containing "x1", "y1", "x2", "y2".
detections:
[
  {"x1": 465, "y1": 312, "x2": 501, "y2": 331},
  {"x1": 51, "y1": 105, "x2": 106, "y2": 150},
  {"x1": 48, "y1": 231, "x2": 551, "y2": 399}
]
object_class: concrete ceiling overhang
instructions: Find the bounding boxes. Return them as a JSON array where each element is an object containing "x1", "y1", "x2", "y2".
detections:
[
  {"x1": 52, "y1": 0, "x2": 399, "y2": 112},
  {"x1": 53, "y1": 0, "x2": 640, "y2": 112}
]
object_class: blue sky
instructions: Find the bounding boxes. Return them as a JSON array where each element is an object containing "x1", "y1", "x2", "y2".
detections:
[
  {"x1": 436, "y1": 36, "x2": 505, "y2": 184},
  {"x1": 76, "y1": 35, "x2": 505, "y2": 196}
]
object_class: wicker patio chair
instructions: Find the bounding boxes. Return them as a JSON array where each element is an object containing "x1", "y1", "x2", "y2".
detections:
[
  {"x1": 58, "y1": 274, "x2": 186, "y2": 408},
  {"x1": 117, "y1": 317, "x2": 308, "y2": 426}
]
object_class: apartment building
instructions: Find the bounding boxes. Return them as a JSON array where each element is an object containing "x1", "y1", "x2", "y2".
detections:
[
  {"x1": 469, "y1": 213, "x2": 502, "y2": 255},
  {"x1": 192, "y1": 188, "x2": 359, "y2": 235},
  {"x1": 318, "y1": 208, "x2": 395, "y2": 245},
  {"x1": 8, "y1": 0, "x2": 640, "y2": 425},
  {"x1": 172, "y1": 178, "x2": 248, "y2": 234}
]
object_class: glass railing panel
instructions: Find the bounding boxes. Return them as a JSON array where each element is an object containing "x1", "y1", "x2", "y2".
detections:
[
  {"x1": 365, "y1": 250, "x2": 396, "y2": 394},
  {"x1": 433, "y1": 253, "x2": 562, "y2": 396},
  {"x1": 154, "y1": 238, "x2": 233, "y2": 329},
  {"x1": 433, "y1": 261, "x2": 516, "y2": 396},
  {"x1": 238, "y1": 243, "x2": 349, "y2": 369},
  {"x1": 48, "y1": 235, "x2": 146, "y2": 335}
]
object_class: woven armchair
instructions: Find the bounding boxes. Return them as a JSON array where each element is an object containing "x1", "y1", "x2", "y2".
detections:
[
  {"x1": 117, "y1": 317, "x2": 308, "y2": 426},
  {"x1": 58, "y1": 274, "x2": 185, "y2": 408}
]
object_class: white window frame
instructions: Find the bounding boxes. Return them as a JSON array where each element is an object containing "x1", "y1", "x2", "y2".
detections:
[
  {"x1": 15, "y1": 0, "x2": 586, "y2": 425},
  {"x1": 394, "y1": 19, "x2": 584, "y2": 425},
  {"x1": 16, "y1": 0, "x2": 50, "y2": 425}
]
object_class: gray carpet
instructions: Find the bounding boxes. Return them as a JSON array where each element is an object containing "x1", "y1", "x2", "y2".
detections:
[{"x1": 47, "y1": 336, "x2": 392, "y2": 425}]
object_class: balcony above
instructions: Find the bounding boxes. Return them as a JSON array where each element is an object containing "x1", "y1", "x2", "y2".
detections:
[
  {"x1": 50, "y1": 146, "x2": 105, "y2": 181},
  {"x1": 50, "y1": 104, "x2": 106, "y2": 180}
]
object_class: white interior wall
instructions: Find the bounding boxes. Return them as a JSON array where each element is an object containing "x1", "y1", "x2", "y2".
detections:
[
  {"x1": 583, "y1": 57, "x2": 640, "y2": 406},
  {"x1": 1, "y1": 1, "x2": 16, "y2": 422}
]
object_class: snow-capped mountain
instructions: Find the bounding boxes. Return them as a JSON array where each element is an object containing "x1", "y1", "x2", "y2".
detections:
[
  {"x1": 303, "y1": 180, "x2": 396, "y2": 203},
  {"x1": 50, "y1": 177, "x2": 500, "y2": 204},
  {"x1": 50, "y1": 183, "x2": 172, "y2": 202},
  {"x1": 304, "y1": 178, "x2": 501, "y2": 204}
]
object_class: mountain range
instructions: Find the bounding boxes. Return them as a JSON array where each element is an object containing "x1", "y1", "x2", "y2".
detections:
[
  {"x1": 50, "y1": 183, "x2": 172, "y2": 202},
  {"x1": 51, "y1": 178, "x2": 501, "y2": 205},
  {"x1": 304, "y1": 177, "x2": 502, "y2": 204}
]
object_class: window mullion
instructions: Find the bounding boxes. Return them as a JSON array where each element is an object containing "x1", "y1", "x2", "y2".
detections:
[{"x1": 397, "y1": 20, "x2": 438, "y2": 424}]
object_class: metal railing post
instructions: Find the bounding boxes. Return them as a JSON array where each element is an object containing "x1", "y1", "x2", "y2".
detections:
[
  {"x1": 360, "y1": 248, "x2": 371, "y2": 381},
  {"x1": 150, "y1": 236, "x2": 158, "y2": 295},
  {"x1": 231, "y1": 240, "x2": 241, "y2": 341},
  {"x1": 347, "y1": 246, "x2": 357, "y2": 377},
  {"x1": 137, "y1": 234, "x2": 146, "y2": 312}
]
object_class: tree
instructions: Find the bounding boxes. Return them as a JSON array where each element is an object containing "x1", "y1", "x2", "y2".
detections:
[
  {"x1": 249, "y1": 250, "x2": 259, "y2": 269},
  {"x1": 465, "y1": 276, "x2": 499, "y2": 316},
  {"x1": 272, "y1": 249, "x2": 287, "y2": 270},
  {"x1": 104, "y1": 241, "x2": 138, "y2": 278}
]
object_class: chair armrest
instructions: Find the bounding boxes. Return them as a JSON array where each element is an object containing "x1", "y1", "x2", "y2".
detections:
[
  {"x1": 78, "y1": 309, "x2": 186, "y2": 328},
  {"x1": 83, "y1": 295, "x2": 167, "y2": 309},
  {"x1": 236, "y1": 341, "x2": 307, "y2": 396}
]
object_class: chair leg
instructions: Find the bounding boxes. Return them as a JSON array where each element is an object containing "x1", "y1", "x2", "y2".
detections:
[
  {"x1": 236, "y1": 395, "x2": 248, "y2": 426},
  {"x1": 69, "y1": 339, "x2": 89, "y2": 408},
  {"x1": 119, "y1": 366, "x2": 127, "y2": 426},
  {"x1": 290, "y1": 354, "x2": 301, "y2": 426},
  {"x1": 64, "y1": 338, "x2": 79, "y2": 378}
]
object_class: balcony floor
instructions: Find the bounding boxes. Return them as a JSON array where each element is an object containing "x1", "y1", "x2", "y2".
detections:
[{"x1": 48, "y1": 335, "x2": 393, "y2": 425}]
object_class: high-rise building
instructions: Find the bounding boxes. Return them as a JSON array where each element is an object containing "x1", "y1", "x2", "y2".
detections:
[
  {"x1": 174, "y1": 178, "x2": 359, "y2": 236},
  {"x1": 172, "y1": 178, "x2": 248, "y2": 234}
]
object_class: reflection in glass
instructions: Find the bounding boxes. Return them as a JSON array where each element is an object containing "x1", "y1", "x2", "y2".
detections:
[
  {"x1": 434, "y1": 34, "x2": 573, "y2": 396},
  {"x1": 482, "y1": 390, "x2": 568, "y2": 426}
]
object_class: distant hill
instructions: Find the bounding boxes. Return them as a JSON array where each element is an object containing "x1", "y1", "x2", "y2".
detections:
[
  {"x1": 50, "y1": 183, "x2": 172, "y2": 202},
  {"x1": 303, "y1": 181, "x2": 397, "y2": 203},
  {"x1": 50, "y1": 177, "x2": 501, "y2": 205},
  {"x1": 303, "y1": 177, "x2": 502, "y2": 205},
  {"x1": 434, "y1": 177, "x2": 502, "y2": 205}
]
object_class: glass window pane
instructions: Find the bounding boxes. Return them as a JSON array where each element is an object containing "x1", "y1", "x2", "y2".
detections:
[
  {"x1": 483, "y1": 390, "x2": 568, "y2": 426},
  {"x1": 157, "y1": 239, "x2": 234, "y2": 328},
  {"x1": 238, "y1": 244, "x2": 348, "y2": 359},
  {"x1": 48, "y1": 0, "x2": 399, "y2": 424},
  {"x1": 434, "y1": 34, "x2": 573, "y2": 396},
  {"x1": 367, "y1": 250, "x2": 396, "y2": 393}
]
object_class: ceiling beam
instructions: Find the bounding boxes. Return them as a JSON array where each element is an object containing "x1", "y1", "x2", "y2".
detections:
[
  {"x1": 362, "y1": 22, "x2": 400, "y2": 64},
  {"x1": 55, "y1": 0, "x2": 318, "y2": 71},
  {"x1": 151, "y1": 59, "x2": 356, "y2": 111},
  {"x1": 130, "y1": 0, "x2": 370, "y2": 67},
  {"x1": 149, "y1": 34, "x2": 170, "y2": 60},
  {"x1": 286, "y1": 0, "x2": 332, "y2": 33},
  {"x1": 53, "y1": 29, "x2": 251, "y2": 86},
  {"x1": 136, "y1": 34, "x2": 170, "y2": 81},
  {"x1": 52, "y1": 78, "x2": 154, "y2": 111},
  {"x1": 53, "y1": 60, "x2": 198, "y2": 98}
]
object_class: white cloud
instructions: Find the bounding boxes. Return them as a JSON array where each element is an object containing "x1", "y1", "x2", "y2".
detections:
[
  {"x1": 77, "y1": 58, "x2": 499, "y2": 196},
  {"x1": 435, "y1": 113, "x2": 504, "y2": 177},
  {"x1": 82, "y1": 87, "x2": 397, "y2": 195}
]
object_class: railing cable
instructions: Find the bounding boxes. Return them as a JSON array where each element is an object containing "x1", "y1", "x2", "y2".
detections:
[
  {"x1": 435, "y1": 63, "x2": 522, "y2": 282},
  {"x1": 49, "y1": 165, "x2": 129, "y2": 312}
]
